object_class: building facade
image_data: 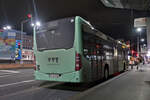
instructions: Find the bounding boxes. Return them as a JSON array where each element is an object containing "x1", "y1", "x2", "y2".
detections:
[
  {"x1": 0, "y1": 29, "x2": 33, "y2": 63},
  {"x1": 15, "y1": 30, "x2": 34, "y2": 62},
  {"x1": 15, "y1": 33, "x2": 33, "y2": 50}
]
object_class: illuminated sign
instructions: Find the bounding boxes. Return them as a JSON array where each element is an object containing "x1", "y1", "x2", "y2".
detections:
[
  {"x1": 134, "y1": 18, "x2": 147, "y2": 27},
  {"x1": 15, "y1": 40, "x2": 22, "y2": 60}
]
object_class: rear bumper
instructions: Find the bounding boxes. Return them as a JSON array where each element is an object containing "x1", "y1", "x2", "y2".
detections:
[{"x1": 34, "y1": 71, "x2": 83, "y2": 83}]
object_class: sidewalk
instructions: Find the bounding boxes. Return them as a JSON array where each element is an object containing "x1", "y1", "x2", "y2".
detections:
[
  {"x1": 128, "y1": 63, "x2": 145, "y2": 70},
  {"x1": 0, "y1": 64, "x2": 34, "y2": 70},
  {"x1": 73, "y1": 64, "x2": 150, "y2": 100}
]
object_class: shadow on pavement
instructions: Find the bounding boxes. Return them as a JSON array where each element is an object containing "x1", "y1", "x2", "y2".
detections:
[
  {"x1": 145, "y1": 81, "x2": 150, "y2": 86},
  {"x1": 47, "y1": 82, "x2": 103, "y2": 92},
  {"x1": 37, "y1": 71, "x2": 126, "y2": 92},
  {"x1": 44, "y1": 72, "x2": 125, "y2": 92},
  {"x1": 38, "y1": 81, "x2": 56, "y2": 87}
]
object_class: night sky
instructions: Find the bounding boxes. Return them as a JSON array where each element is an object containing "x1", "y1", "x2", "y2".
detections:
[{"x1": 0, "y1": 0, "x2": 149, "y2": 42}]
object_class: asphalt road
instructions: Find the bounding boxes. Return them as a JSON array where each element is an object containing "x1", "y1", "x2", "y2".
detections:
[
  {"x1": 0, "y1": 69, "x2": 80, "y2": 100},
  {"x1": 0, "y1": 64, "x2": 150, "y2": 100}
]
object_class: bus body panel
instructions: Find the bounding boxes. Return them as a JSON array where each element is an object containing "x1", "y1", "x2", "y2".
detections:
[
  {"x1": 34, "y1": 17, "x2": 86, "y2": 82},
  {"x1": 79, "y1": 17, "x2": 128, "y2": 82},
  {"x1": 36, "y1": 48, "x2": 75, "y2": 74},
  {"x1": 35, "y1": 70, "x2": 82, "y2": 83}
]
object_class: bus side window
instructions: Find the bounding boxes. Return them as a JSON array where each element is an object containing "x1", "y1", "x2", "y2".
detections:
[
  {"x1": 82, "y1": 24, "x2": 98, "y2": 61},
  {"x1": 83, "y1": 39, "x2": 95, "y2": 60}
]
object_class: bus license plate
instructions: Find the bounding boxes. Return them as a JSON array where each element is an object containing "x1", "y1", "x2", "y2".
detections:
[{"x1": 50, "y1": 74, "x2": 60, "y2": 78}]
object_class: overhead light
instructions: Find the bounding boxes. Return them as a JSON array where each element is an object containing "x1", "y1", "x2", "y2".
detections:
[
  {"x1": 118, "y1": 41, "x2": 121, "y2": 44},
  {"x1": 3, "y1": 25, "x2": 12, "y2": 30},
  {"x1": 137, "y1": 28, "x2": 142, "y2": 32},
  {"x1": 6, "y1": 26, "x2": 11, "y2": 30},
  {"x1": 141, "y1": 38, "x2": 144, "y2": 42},
  {"x1": 31, "y1": 21, "x2": 41, "y2": 27},
  {"x1": 70, "y1": 19, "x2": 74, "y2": 23},
  {"x1": 31, "y1": 23, "x2": 35, "y2": 27},
  {"x1": 36, "y1": 21, "x2": 41, "y2": 27},
  {"x1": 91, "y1": 27, "x2": 94, "y2": 30},
  {"x1": 3, "y1": 27, "x2": 7, "y2": 30}
]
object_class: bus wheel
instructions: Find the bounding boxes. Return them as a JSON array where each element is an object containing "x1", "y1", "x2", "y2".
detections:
[{"x1": 104, "y1": 68, "x2": 109, "y2": 80}]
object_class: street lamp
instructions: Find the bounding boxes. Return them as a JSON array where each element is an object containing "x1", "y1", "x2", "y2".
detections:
[
  {"x1": 36, "y1": 21, "x2": 41, "y2": 27},
  {"x1": 3, "y1": 25, "x2": 12, "y2": 30},
  {"x1": 136, "y1": 27, "x2": 142, "y2": 57},
  {"x1": 7, "y1": 26, "x2": 12, "y2": 30},
  {"x1": 31, "y1": 21, "x2": 41, "y2": 27},
  {"x1": 137, "y1": 28, "x2": 142, "y2": 32},
  {"x1": 3, "y1": 27, "x2": 7, "y2": 30},
  {"x1": 141, "y1": 38, "x2": 144, "y2": 42},
  {"x1": 144, "y1": 44, "x2": 146, "y2": 47},
  {"x1": 32, "y1": 21, "x2": 41, "y2": 53}
]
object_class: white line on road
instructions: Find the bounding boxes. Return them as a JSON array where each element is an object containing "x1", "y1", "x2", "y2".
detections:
[
  {"x1": 0, "y1": 75, "x2": 13, "y2": 78},
  {"x1": 0, "y1": 82, "x2": 62, "y2": 98},
  {"x1": 0, "y1": 80, "x2": 35, "y2": 88},
  {"x1": 0, "y1": 70, "x2": 20, "y2": 74}
]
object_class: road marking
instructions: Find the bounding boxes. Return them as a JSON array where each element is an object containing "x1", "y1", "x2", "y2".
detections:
[
  {"x1": 0, "y1": 70, "x2": 20, "y2": 73},
  {"x1": 0, "y1": 72, "x2": 34, "y2": 78},
  {"x1": 0, "y1": 80, "x2": 35, "y2": 88},
  {"x1": 0, "y1": 75, "x2": 13, "y2": 78},
  {"x1": 0, "y1": 73, "x2": 11, "y2": 75},
  {"x1": 0, "y1": 72, "x2": 18, "y2": 76},
  {"x1": 0, "y1": 82, "x2": 62, "y2": 98}
]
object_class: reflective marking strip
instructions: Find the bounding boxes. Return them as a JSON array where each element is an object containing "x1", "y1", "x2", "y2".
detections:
[
  {"x1": 0, "y1": 80, "x2": 35, "y2": 88},
  {"x1": 0, "y1": 70, "x2": 20, "y2": 73}
]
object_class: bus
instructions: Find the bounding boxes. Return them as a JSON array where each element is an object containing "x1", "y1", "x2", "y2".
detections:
[{"x1": 33, "y1": 16, "x2": 128, "y2": 83}]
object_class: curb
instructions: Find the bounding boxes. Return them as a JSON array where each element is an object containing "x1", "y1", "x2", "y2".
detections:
[{"x1": 0, "y1": 64, "x2": 34, "y2": 70}]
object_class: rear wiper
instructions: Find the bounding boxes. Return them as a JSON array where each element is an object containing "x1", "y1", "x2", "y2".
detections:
[{"x1": 38, "y1": 48, "x2": 50, "y2": 51}]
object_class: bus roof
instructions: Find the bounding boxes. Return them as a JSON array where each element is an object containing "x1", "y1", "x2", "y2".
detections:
[
  {"x1": 76, "y1": 16, "x2": 116, "y2": 42},
  {"x1": 76, "y1": 16, "x2": 127, "y2": 47}
]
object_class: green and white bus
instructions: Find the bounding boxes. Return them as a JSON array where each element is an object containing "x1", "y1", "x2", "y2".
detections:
[{"x1": 34, "y1": 16, "x2": 128, "y2": 83}]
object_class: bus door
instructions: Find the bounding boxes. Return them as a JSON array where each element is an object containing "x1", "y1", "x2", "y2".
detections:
[
  {"x1": 90, "y1": 48, "x2": 98, "y2": 80},
  {"x1": 113, "y1": 47, "x2": 119, "y2": 73},
  {"x1": 82, "y1": 23, "x2": 103, "y2": 81},
  {"x1": 91, "y1": 44, "x2": 103, "y2": 80},
  {"x1": 96, "y1": 44, "x2": 103, "y2": 79},
  {"x1": 95, "y1": 49, "x2": 99, "y2": 80}
]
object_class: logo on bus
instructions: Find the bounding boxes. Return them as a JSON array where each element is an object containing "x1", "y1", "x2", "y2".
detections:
[{"x1": 48, "y1": 57, "x2": 59, "y2": 64}]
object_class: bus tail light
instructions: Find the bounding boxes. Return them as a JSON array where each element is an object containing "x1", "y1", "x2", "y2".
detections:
[
  {"x1": 33, "y1": 55, "x2": 37, "y2": 70},
  {"x1": 75, "y1": 53, "x2": 82, "y2": 71}
]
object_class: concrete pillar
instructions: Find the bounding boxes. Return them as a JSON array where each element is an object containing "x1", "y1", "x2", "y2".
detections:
[{"x1": 147, "y1": 18, "x2": 150, "y2": 51}]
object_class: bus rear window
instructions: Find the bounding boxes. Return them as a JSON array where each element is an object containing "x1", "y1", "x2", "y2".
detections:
[{"x1": 36, "y1": 18, "x2": 75, "y2": 51}]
